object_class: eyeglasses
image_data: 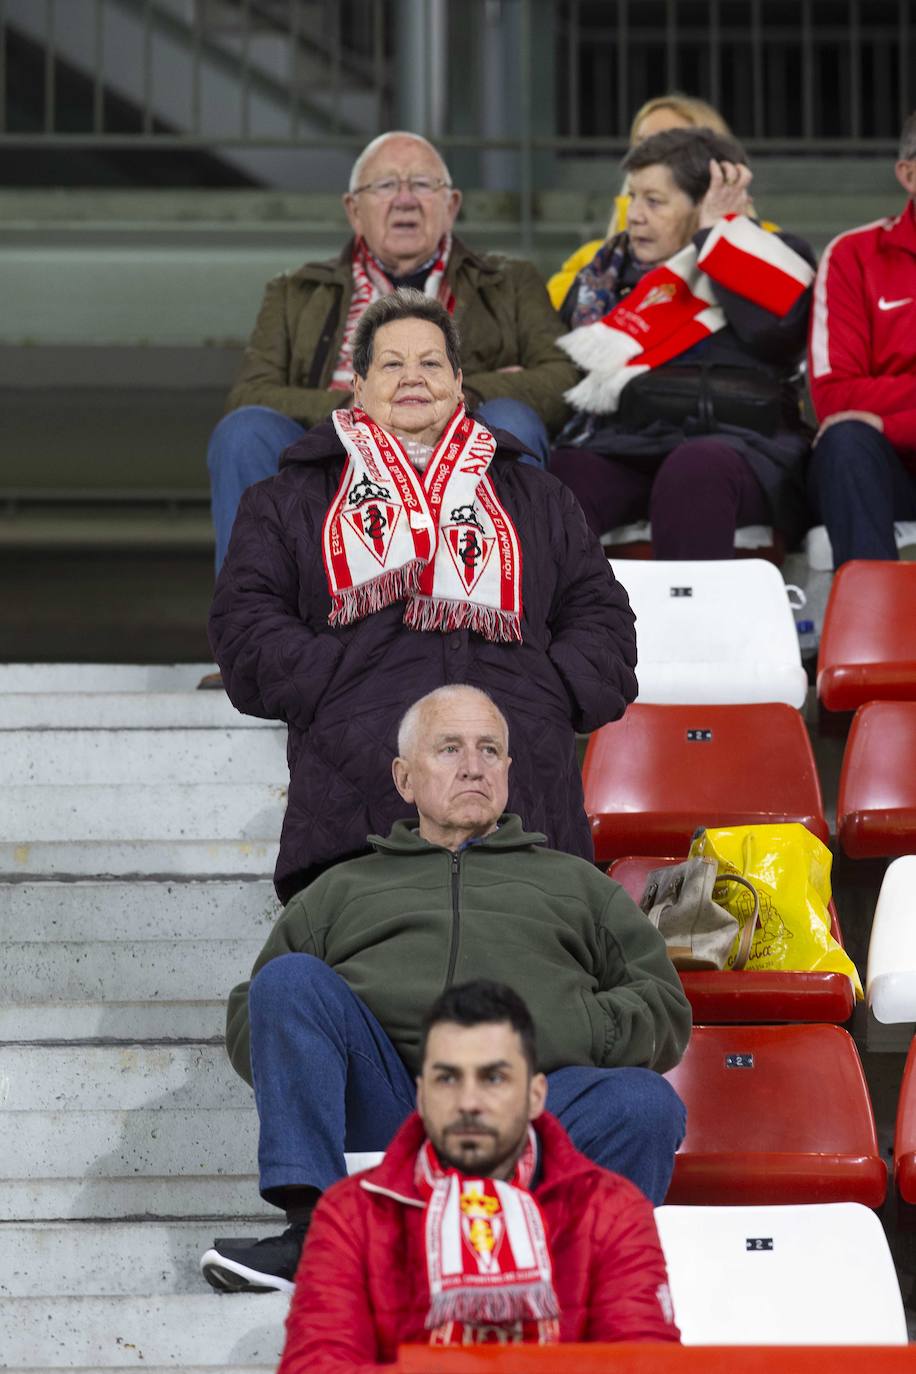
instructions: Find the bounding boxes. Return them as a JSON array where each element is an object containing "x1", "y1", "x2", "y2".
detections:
[{"x1": 350, "y1": 175, "x2": 452, "y2": 199}]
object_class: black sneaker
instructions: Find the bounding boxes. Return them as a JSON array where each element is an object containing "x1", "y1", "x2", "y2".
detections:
[{"x1": 200, "y1": 1222, "x2": 309, "y2": 1294}]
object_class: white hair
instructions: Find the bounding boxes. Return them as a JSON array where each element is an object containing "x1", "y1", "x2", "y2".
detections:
[
  {"x1": 396, "y1": 685, "x2": 508, "y2": 758},
  {"x1": 348, "y1": 130, "x2": 452, "y2": 193}
]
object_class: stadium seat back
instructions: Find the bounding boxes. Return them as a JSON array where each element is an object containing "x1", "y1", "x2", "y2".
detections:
[
  {"x1": 609, "y1": 557, "x2": 806, "y2": 706},
  {"x1": 866, "y1": 856, "x2": 916, "y2": 1023},
  {"x1": 663, "y1": 1024, "x2": 885, "y2": 1207},
  {"x1": 656, "y1": 1202, "x2": 907, "y2": 1345},
  {"x1": 894, "y1": 1037, "x2": 916, "y2": 1204},
  {"x1": 837, "y1": 701, "x2": 916, "y2": 858},
  {"x1": 818, "y1": 561, "x2": 916, "y2": 712},
  {"x1": 584, "y1": 703, "x2": 827, "y2": 863}
]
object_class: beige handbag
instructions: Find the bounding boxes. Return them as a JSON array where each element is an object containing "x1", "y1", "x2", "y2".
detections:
[{"x1": 640, "y1": 855, "x2": 760, "y2": 971}]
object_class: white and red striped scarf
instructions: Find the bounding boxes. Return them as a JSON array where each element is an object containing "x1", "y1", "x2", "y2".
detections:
[
  {"x1": 415, "y1": 1129, "x2": 560, "y2": 1346},
  {"x1": 558, "y1": 214, "x2": 814, "y2": 414},
  {"x1": 330, "y1": 234, "x2": 457, "y2": 391},
  {"x1": 323, "y1": 404, "x2": 522, "y2": 642}
]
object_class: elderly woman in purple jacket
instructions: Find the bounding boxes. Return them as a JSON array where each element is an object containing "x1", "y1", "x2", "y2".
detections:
[{"x1": 209, "y1": 289, "x2": 637, "y2": 902}]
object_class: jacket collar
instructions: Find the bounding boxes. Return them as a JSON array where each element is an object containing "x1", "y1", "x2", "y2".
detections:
[
  {"x1": 881, "y1": 198, "x2": 916, "y2": 254},
  {"x1": 358, "y1": 1109, "x2": 595, "y2": 1207},
  {"x1": 368, "y1": 813, "x2": 547, "y2": 855}
]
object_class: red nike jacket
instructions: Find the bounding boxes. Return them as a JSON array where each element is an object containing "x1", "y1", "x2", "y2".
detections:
[{"x1": 809, "y1": 198, "x2": 916, "y2": 463}]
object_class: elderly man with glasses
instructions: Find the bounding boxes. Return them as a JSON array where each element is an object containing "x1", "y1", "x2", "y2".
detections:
[{"x1": 205, "y1": 131, "x2": 578, "y2": 577}]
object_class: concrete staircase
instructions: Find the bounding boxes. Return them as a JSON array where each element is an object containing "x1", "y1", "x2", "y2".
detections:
[{"x1": 0, "y1": 664, "x2": 291, "y2": 1371}]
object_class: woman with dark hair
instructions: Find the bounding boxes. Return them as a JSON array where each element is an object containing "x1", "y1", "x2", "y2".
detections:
[
  {"x1": 551, "y1": 127, "x2": 816, "y2": 559},
  {"x1": 209, "y1": 288, "x2": 637, "y2": 902}
]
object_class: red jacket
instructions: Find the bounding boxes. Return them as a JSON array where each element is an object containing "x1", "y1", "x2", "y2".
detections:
[
  {"x1": 278, "y1": 1112, "x2": 679, "y2": 1374},
  {"x1": 808, "y1": 199, "x2": 916, "y2": 463}
]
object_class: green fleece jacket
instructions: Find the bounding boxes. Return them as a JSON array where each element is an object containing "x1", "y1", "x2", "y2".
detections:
[
  {"x1": 226, "y1": 815, "x2": 691, "y2": 1083},
  {"x1": 226, "y1": 236, "x2": 578, "y2": 432}
]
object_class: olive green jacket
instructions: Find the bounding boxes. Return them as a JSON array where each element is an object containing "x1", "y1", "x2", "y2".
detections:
[
  {"x1": 226, "y1": 815, "x2": 691, "y2": 1083},
  {"x1": 227, "y1": 236, "x2": 578, "y2": 432}
]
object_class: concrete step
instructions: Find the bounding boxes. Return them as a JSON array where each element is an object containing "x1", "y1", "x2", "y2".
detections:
[
  {"x1": 0, "y1": 692, "x2": 277, "y2": 730},
  {"x1": 0, "y1": 784, "x2": 286, "y2": 843},
  {"x1": 1, "y1": 1044, "x2": 251, "y2": 1112},
  {"x1": 2, "y1": 1175, "x2": 272, "y2": 1223},
  {"x1": 0, "y1": 729, "x2": 288, "y2": 785},
  {"x1": 2, "y1": 941, "x2": 261, "y2": 1029},
  {"x1": 0, "y1": 878, "x2": 280, "y2": 941},
  {"x1": 2, "y1": 1292, "x2": 287, "y2": 1369},
  {"x1": 0, "y1": 1045, "x2": 381, "y2": 1219},
  {"x1": 0, "y1": 879, "x2": 275, "y2": 1039},
  {"x1": 0, "y1": 1046, "x2": 260, "y2": 1215},
  {"x1": 0, "y1": 664, "x2": 216, "y2": 692},
  {"x1": 0, "y1": 1220, "x2": 239, "y2": 1297},
  {"x1": 0, "y1": 839, "x2": 280, "y2": 880}
]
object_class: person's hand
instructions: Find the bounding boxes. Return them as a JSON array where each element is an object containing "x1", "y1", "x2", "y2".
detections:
[
  {"x1": 815, "y1": 410, "x2": 884, "y2": 442},
  {"x1": 497, "y1": 365, "x2": 523, "y2": 374},
  {"x1": 698, "y1": 159, "x2": 753, "y2": 230}
]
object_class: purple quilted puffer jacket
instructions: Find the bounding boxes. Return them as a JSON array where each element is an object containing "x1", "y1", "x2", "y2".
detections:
[{"x1": 209, "y1": 422, "x2": 638, "y2": 901}]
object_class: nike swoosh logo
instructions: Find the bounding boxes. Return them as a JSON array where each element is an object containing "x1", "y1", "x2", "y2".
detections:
[{"x1": 878, "y1": 296, "x2": 913, "y2": 310}]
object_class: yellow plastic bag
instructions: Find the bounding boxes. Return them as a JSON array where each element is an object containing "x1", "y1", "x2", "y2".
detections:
[{"x1": 687, "y1": 823, "x2": 863, "y2": 998}]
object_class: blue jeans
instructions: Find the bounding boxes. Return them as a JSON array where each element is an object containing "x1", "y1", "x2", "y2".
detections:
[
  {"x1": 207, "y1": 400, "x2": 550, "y2": 572},
  {"x1": 248, "y1": 955, "x2": 686, "y2": 1208},
  {"x1": 808, "y1": 419, "x2": 916, "y2": 565}
]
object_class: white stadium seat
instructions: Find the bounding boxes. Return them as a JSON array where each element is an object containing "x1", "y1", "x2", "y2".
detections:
[
  {"x1": 806, "y1": 522, "x2": 916, "y2": 571},
  {"x1": 603, "y1": 520, "x2": 776, "y2": 552},
  {"x1": 345, "y1": 1151, "x2": 384, "y2": 1174},
  {"x1": 609, "y1": 557, "x2": 808, "y2": 707},
  {"x1": 656, "y1": 1202, "x2": 907, "y2": 1345},
  {"x1": 867, "y1": 856, "x2": 916, "y2": 1024}
]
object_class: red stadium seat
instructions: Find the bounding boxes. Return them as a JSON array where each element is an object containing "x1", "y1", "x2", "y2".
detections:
[
  {"x1": 894, "y1": 1036, "x2": 916, "y2": 1204},
  {"x1": 818, "y1": 561, "x2": 916, "y2": 712},
  {"x1": 399, "y1": 1347, "x2": 916, "y2": 1373},
  {"x1": 583, "y1": 703, "x2": 828, "y2": 864},
  {"x1": 609, "y1": 856, "x2": 855, "y2": 1024},
  {"x1": 663, "y1": 1024, "x2": 886, "y2": 1207},
  {"x1": 837, "y1": 701, "x2": 916, "y2": 859}
]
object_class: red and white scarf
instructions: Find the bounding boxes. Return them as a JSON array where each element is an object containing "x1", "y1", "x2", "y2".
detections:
[
  {"x1": 330, "y1": 234, "x2": 457, "y2": 390},
  {"x1": 415, "y1": 1130, "x2": 560, "y2": 1345},
  {"x1": 323, "y1": 405, "x2": 522, "y2": 643},
  {"x1": 558, "y1": 214, "x2": 814, "y2": 414}
]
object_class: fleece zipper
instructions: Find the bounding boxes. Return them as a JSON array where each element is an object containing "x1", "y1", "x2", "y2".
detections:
[{"x1": 444, "y1": 849, "x2": 461, "y2": 988}]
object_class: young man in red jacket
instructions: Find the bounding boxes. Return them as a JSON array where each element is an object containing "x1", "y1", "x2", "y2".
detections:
[
  {"x1": 808, "y1": 109, "x2": 916, "y2": 563},
  {"x1": 277, "y1": 979, "x2": 680, "y2": 1373}
]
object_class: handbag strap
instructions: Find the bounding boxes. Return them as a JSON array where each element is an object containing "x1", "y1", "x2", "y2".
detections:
[{"x1": 714, "y1": 872, "x2": 760, "y2": 971}]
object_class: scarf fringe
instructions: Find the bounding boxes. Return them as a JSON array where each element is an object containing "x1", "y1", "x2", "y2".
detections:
[
  {"x1": 404, "y1": 596, "x2": 522, "y2": 644},
  {"x1": 558, "y1": 320, "x2": 641, "y2": 373},
  {"x1": 563, "y1": 367, "x2": 638, "y2": 415},
  {"x1": 427, "y1": 1282, "x2": 560, "y2": 1330},
  {"x1": 329, "y1": 560, "x2": 424, "y2": 626}
]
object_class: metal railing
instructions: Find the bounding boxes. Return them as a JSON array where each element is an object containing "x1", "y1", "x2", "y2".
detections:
[
  {"x1": 1, "y1": 0, "x2": 912, "y2": 155},
  {"x1": 556, "y1": 0, "x2": 913, "y2": 151}
]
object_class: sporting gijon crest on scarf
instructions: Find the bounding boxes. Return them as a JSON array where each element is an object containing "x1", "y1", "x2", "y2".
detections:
[
  {"x1": 558, "y1": 214, "x2": 814, "y2": 415},
  {"x1": 415, "y1": 1129, "x2": 560, "y2": 1346},
  {"x1": 330, "y1": 234, "x2": 457, "y2": 391},
  {"x1": 325, "y1": 405, "x2": 522, "y2": 643}
]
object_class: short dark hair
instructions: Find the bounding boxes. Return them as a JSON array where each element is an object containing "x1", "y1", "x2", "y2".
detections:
[
  {"x1": 419, "y1": 980, "x2": 538, "y2": 1074},
  {"x1": 623, "y1": 126, "x2": 750, "y2": 205},
  {"x1": 351, "y1": 288, "x2": 462, "y2": 379}
]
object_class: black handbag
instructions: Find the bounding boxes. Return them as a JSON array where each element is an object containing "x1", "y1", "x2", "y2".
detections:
[{"x1": 617, "y1": 364, "x2": 796, "y2": 436}]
